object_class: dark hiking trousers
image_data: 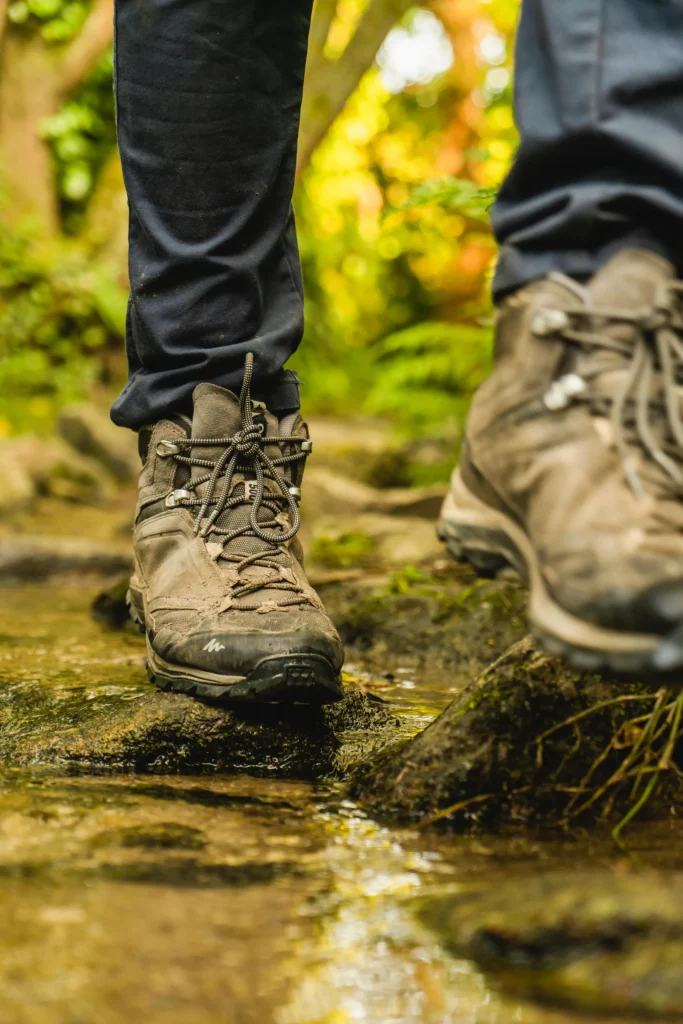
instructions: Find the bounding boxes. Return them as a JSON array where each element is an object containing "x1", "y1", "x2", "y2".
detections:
[{"x1": 111, "y1": 0, "x2": 683, "y2": 430}]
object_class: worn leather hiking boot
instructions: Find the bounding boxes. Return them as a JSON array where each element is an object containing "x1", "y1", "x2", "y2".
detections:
[
  {"x1": 128, "y1": 354, "x2": 344, "y2": 704},
  {"x1": 438, "y1": 249, "x2": 683, "y2": 674}
]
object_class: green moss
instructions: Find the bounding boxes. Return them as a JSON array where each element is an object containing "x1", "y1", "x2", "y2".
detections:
[{"x1": 310, "y1": 530, "x2": 378, "y2": 569}]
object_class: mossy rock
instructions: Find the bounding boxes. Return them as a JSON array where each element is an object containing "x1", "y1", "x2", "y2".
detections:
[
  {"x1": 419, "y1": 871, "x2": 683, "y2": 1017},
  {"x1": 355, "y1": 638, "x2": 668, "y2": 829},
  {"x1": 0, "y1": 679, "x2": 406, "y2": 780}
]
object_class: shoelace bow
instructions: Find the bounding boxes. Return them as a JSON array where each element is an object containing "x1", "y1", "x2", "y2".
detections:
[
  {"x1": 532, "y1": 281, "x2": 683, "y2": 498},
  {"x1": 160, "y1": 353, "x2": 312, "y2": 610}
]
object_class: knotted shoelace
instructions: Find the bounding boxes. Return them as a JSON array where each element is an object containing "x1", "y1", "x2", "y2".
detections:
[
  {"x1": 533, "y1": 281, "x2": 683, "y2": 499},
  {"x1": 160, "y1": 353, "x2": 312, "y2": 610}
]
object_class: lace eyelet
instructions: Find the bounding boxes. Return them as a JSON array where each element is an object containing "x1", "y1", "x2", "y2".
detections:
[
  {"x1": 165, "y1": 489, "x2": 192, "y2": 508},
  {"x1": 532, "y1": 309, "x2": 570, "y2": 337},
  {"x1": 157, "y1": 440, "x2": 181, "y2": 457},
  {"x1": 543, "y1": 373, "x2": 586, "y2": 411}
]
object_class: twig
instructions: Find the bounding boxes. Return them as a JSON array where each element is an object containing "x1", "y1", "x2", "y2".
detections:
[
  {"x1": 416, "y1": 792, "x2": 494, "y2": 829},
  {"x1": 660, "y1": 691, "x2": 683, "y2": 770},
  {"x1": 535, "y1": 694, "x2": 658, "y2": 751},
  {"x1": 613, "y1": 771, "x2": 660, "y2": 844},
  {"x1": 562, "y1": 690, "x2": 668, "y2": 822}
]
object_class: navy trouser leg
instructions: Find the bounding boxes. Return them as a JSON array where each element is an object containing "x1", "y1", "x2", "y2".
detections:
[
  {"x1": 111, "y1": 0, "x2": 313, "y2": 430},
  {"x1": 493, "y1": 0, "x2": 683, "y2": 299}
]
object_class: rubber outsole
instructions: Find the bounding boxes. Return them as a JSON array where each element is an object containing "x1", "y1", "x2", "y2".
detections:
[
  {"x1": 437, "y1": 471, "x2": 683, "y2": 679},
  {"x1": 127, "y1": 589, "x2": 344, "y2": 706}
]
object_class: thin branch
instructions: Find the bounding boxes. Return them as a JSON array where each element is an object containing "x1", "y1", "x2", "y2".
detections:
[
  {"x1": 57, "y1": 0, "x2": 114, "y2": 97},
  {"x1": 612, "y1": 772, "x2": 660, "y2": 845},
  {"x1": 535, "y1": 694, "x2": 656, "y2": 752},
  {"x1": 297, "y1": 0, "x2": 414, "y2": 177},
  {"x1": 416, "y1": 792, "x2": 494, "y2": 829}
]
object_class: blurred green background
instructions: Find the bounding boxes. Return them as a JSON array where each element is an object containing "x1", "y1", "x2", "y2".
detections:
[{"x1": 0, "y1": 0, "x2": 518, "y2": 459}]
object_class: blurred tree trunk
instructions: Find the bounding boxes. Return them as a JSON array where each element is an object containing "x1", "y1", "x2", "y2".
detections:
[
  {"x1": 297, "y1": 0, "x2": 415, "y2": 178},
  {"x1": 0, "y1": 0, "x2": 113, "y2": 232},
  {"x1": 0, "y1": 32, "x2": 60, "y2": 230}
]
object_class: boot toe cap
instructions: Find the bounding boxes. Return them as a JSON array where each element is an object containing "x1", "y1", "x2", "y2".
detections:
[{"x1": 153, "y1": 626, "x2": 345, "y2": 678}]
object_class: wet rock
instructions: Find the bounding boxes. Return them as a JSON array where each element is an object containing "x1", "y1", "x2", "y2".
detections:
[
  {"x1": 310, "y1": 513, "x2": 443, "y2": 570},
  {"x1": 307, "y1": 416, "x2": 455, "y2": 489},
  {"x1": 2, "y1": 681, "x2": 406, "y2": 780},
  {"x1": 0, "y1": 446, "x2": 34, "y2": 514},
  {"x1": 91, "y1": 574, "x2": 133, "y2": 628},
  {"x1": 419, "y1": 871, "x2": 683, "y2": 1018},
  {"x1": 0, "y1": 535, "x2": 131, "y2": 580},
  {"x1": 306, "y1": 417, "x2": 399, "y2": 483},
  {"x1": 91, "y1": 823, "x2": 207, "y2": 850},
  {"x1": 304, "y1": 467, "x2": 446, "y2": 521},
  {"x1": 11, "y1": 436, "x2": 116, "y2": 503},
  {"x1": 0, "y1": 437, "x2": 117, "y2": 511},
  {"x1": 367, "y1": 484, "x2": 447, "y2": 520},
  {"x1": 59, "y1": 403, "x2": 139, "y2": 482},
  {"x1": 355, "y1": 638, "x2": 664, "y2": 829}
]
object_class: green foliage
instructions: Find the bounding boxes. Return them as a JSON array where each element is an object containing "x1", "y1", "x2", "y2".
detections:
[
  {"x1": 7, "y1": 0, "x2": 89, "y2": 43},
  {"x1": 0, "y1": 215, "x2": 126, "y2": 432},
  {"x1": 388, "y1": 177, "x2": 496, "y2": 220},
  {"x1": 42, "y1": 51, "x2": 117, "y2": 232},
  {"x1": 0, "y1": 0, "x2": 517, "y2": 442},
  {"x1": 310, "y1": 530, "x2": 378, "y2": 569},
  {"x1": 366, "y1": 319, "x2": 493, "y2": 435},
  {"x1": 383, "y1": 565, "x2": 438, "y2": 597}
]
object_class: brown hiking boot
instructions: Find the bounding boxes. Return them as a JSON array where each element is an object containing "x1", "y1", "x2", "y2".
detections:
[
  {"x1": 438, "y1": 249, "x2": 683, "y2": 674},
  {"x1": 128, "y1": 354, "x2": 344, "y2": 704}
]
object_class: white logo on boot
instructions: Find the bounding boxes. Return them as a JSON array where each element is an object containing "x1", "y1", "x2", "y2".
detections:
[{"x1": 203, "y1": 638, "x2": 226, "y2": 653}]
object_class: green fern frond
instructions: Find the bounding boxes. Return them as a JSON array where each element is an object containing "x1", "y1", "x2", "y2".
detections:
[
  {"x1": 365, "y1": 319, "x2": 493, "y2": 434},
  {"x1": 387, "y1": 177, "x2": 496, "y2": 220}
]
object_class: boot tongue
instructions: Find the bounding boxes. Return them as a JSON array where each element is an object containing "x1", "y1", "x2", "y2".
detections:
[
  {"x1": 190, "y1": 384, "x2": 281, "y2": 490},
  {"x1": 189, "y1": 384, "x2": 289, "y2": 572},
  {"x1": 588, "y1": 248, "x2": 674, "y2": 314},
  {"x1": 191, "y1": 384, "x2": 242, "y2": 480}
]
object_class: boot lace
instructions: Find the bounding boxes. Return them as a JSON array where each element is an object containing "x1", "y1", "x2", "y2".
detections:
[
  {"x1": 531, "y1": 280, "x2": 683, "y2": 498},
  {"x1": 159, "y1": 353, "x2": 313, "y2": 611}
]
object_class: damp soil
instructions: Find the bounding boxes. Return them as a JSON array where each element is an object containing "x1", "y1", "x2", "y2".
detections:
[{"x1": 1, "y1": 582, "x2": 683, "y2": 1022}]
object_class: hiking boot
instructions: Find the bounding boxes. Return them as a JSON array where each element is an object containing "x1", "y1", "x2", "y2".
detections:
[
  {"x1": 438, "y1": 249, "x2": 683, "y2": 674},
  {"x1": 128, "y1": 354, "x2": 345, "y2": 704}
]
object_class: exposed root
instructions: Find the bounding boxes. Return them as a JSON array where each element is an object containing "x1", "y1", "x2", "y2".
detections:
[{"x1": 532, "y1": 688, "x2": 683, "y2": 838}]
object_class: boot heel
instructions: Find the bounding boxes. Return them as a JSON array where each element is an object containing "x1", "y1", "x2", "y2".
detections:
[{"x1": 437, "y1": 469, "x2": 522, "y2": 580}]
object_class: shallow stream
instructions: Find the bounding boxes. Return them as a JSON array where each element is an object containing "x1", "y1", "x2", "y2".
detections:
[{"x1": 0, "y1": 584, "x2": 681, "y2": 1024}]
